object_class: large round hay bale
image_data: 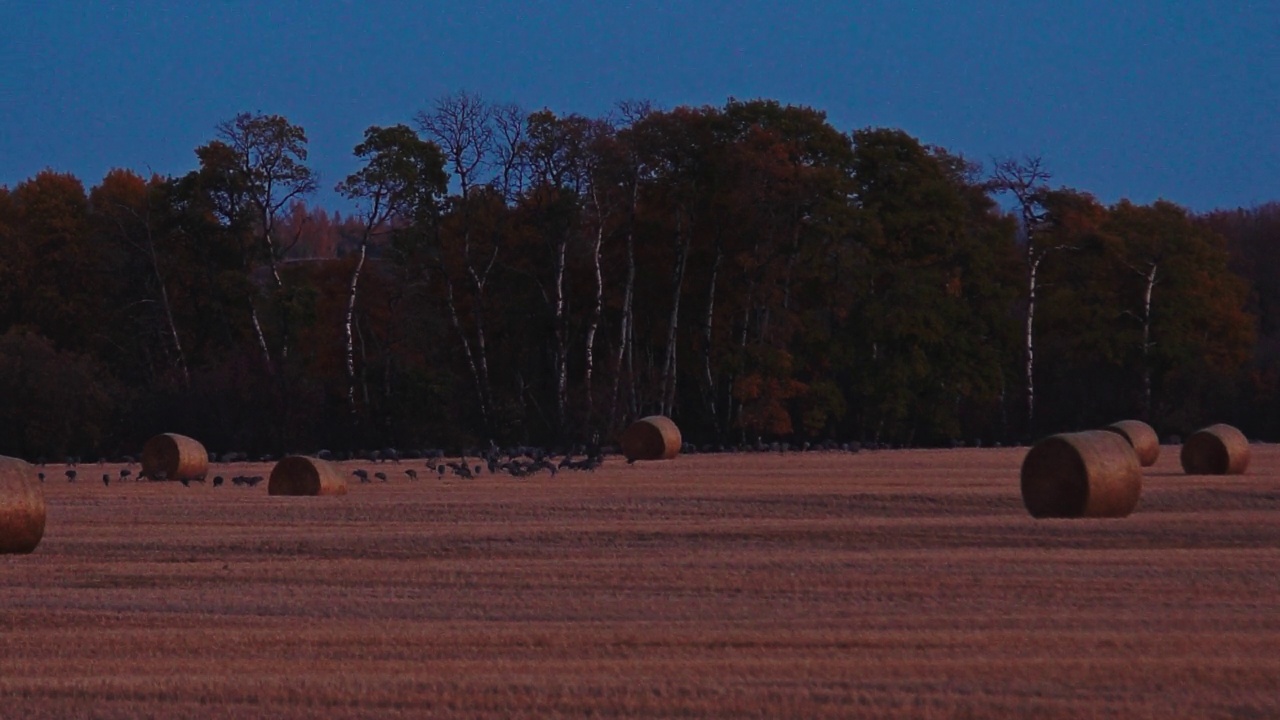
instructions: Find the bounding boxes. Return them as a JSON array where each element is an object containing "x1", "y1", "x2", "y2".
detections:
[
  {"x1": 621, "y1": 415, "x2": 682, "y2": 462},
  {"x1": 0, "y1": 456, "x2": 45, "y2": 554},
  {"x1": 268, "y1": 456, "x2": 347, "y2": 496},
  {"x1": 1180, "y1": 423, "x2": 1250, "y2": 475},
  {"x1": 1020, "y1": 430, "x2": 1142, "y2": 519},
  {"x1": 1102, "y1": 419, "x2": 1160, "y2": 467},
  {"x1": 141, "y1": 433, "x2": 208, "y2": 482}
]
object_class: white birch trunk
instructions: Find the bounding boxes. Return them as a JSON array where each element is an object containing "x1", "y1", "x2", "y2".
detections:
[
  {"x1": 610, "y1": 182, "x2": 638, "y2": 429},
  {"x1": 701, "y1": 244, "x2": 722, "y2": 435},
  {"x1": 1141, "y1": 264, "x2": 1158, "y2": 420},
  {"x1": 250, "y1": 304, "x2": 272, "y2": 374},
  {"x1": 344, "y1": 241, "x2": 369, "y2": 413},
  {"x1": 583, "y1": 190, "x2": 605, "y2": 419},
  {"x1": 660, "y1": 213, "x2": 689, "y2": 416},
  {"x1": 443, "y1": 273, "x2": 490, "y2": 431},
  {"x1": 553, "y1": 233, "x2": 568, "y2": 432},
  {"x1": 1025, "y1": 252, "x2": 1042, "y2": 427}
]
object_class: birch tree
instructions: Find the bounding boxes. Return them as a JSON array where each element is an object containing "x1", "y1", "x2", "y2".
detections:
[
  {"x1": 336, "y1": 124, "x2": 447, "y2": 415},
  {"x1": 415, "y1": 92, "x2": 523, "y2": 433},
  {"x1": 990, "y1": 157, "x2": 1054, "y2": 430},
  {"x1": 195, "y1": 113, "x2": 317, "y2": 371}
]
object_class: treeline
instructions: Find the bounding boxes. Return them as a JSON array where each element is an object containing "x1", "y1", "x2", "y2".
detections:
[{"x1": 0, "y1": 94, "x2": 1276, "y2": 459}]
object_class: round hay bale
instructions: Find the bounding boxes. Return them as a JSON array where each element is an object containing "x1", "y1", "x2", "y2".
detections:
[
  {"x1": 1102, "y1": 419, "x2": 1160, "y2": 467},
  {"x1": 268, "y1": 456, "x2": 348, "y2": 496},
  {"x1": 1180, "y1": 423, "x2": 1250, "y2": 475},
  {"x1": 1020, "y1": 430, "x2": 1142, "y2": 519},
  {"x1": 0, "y1": 456, "x2": 45, "y2": 554},
  {"x1": 141, "y1": 433, "x2": 208, "y2": 482},
  {"x1": 621, "y1": 415, "x2": 682, "y2": 462}
]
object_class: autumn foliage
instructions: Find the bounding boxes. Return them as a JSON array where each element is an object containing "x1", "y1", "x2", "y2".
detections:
[{"x1": 0, "y1": 98, "x2": 1272, "y2": 457}]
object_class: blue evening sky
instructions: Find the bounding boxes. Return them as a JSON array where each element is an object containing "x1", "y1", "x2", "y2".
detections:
[{"x1": 1, "y1": 1, "x2": 1275, "y2": 212}]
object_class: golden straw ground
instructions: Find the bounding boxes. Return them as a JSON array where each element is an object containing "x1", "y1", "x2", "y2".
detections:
[{"x1": 3, "y1": 448, "x2": 1277, "y2": 718}]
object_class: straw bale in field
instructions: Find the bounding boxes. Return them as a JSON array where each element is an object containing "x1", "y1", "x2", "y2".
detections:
[
  {"x1": 621, "y1": 415, "x2": 682, "y2": 462},
  {"x1": 142, "y1": 433, "x2": 208, "y2": 482},
  {"x1": 268, "y1": 456, "x2": 348, "y2": 496},
  {"x1": 0, "y1": 455, "x2": 45, "y2": 554},
  {"x1": 1102, "y1": 419, "x2": 1160, "y2": 467},
  {"x1": 1180, "y1": 423, "x2": 1250, "y2": 475},
  {"x1": 1020, "y1": 430, "x2": 1142, "y2": 518}
]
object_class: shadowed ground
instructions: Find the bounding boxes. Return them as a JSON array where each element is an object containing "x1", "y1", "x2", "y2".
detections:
[{"x1": 1, "y1": 446, "x2": 1277, "y2": 718}]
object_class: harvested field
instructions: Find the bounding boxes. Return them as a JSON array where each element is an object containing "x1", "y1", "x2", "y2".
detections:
[{"x1": 1, "y1": 446, "x2": 1278, "y2": 719}]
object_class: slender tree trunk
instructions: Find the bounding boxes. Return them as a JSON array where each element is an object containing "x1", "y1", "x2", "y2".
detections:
[
  {"x1": 660, "y1": 212, "x2": 690, "y2": 416},
  {"x1": 344, "y1": 241, "x2": 369, "y2": 413},
  {"x1": 249, "y1": 304, "x2": 272, "y2": 374},
  {"x1": 583, "y1": 191, "x2": 606, "y2": 422},
  {"x1": 259, "y1": 217, "x2": 291, "y2": 361},
  {"x1": 111, "y1": 205, "x2": 191, "y2": 386},
  {"x1": 552, "y1": 232, "x2": 569, "y2": 435},
  {"x1": 139, "y1": 218, "x2": 189, "y2": 386},
  {"x1": 701, "y1": 240, "x2": 722, "y2": 437},
  {"x1": 1025, "y1": 251, "x2": 1042, "y2": 429},
  {"x1": 442, "y1": 273, "x2": 491, "y2": 431},
  {"x1": 610, "y1": 182, "x2": 638, "y2": 429},
  {"x1": 152, "y1": 256, "x2": 189, "y2": 386},
  {"x1": 465, "y1": 263, "x2": 495, "y2": 432},
  {"x1": 1141, "y1": 264, "x2": 1158, "y2": 421}
]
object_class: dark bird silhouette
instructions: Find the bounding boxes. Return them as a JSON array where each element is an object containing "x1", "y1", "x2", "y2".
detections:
[
  {"x1": 38, "y1": 472, "x2": 45, "y2": 483},
  {"x1": 65, "y1": 469, "x2": 77, "y2": 482},
  {"x1": 213, "y1": 476, "x2": 224, "y2": 487},
  {"x1": 374, "y1": 471, "x2": 388, "y2": 482},
  {"x1": 119, "y1": 468, "x2": 131, "y2": 481},
  {"x1": 405, "y1": 469, "x2": 418, "y2": 481},
  {"x1": 352, "y1": 469, "x2": 370, "y2": 483},
  {"x1": 102, "y1": 473, "x2": 110, "y2": 486}
]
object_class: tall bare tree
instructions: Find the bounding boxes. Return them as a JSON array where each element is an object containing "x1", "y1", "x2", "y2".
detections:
[
  {"x1": 415, "y1": 92, "x2": 523, "y2": 432},
  {"x1": 991, "y1": 156, "x2": 1053, "y2": 429}
]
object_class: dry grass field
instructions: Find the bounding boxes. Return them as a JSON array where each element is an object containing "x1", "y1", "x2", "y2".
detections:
[{"x1": 2, "y1": 445, "x2": 1278, "y2": 718}]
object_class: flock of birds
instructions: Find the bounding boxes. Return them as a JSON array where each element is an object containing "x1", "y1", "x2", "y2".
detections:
[
  {"x1": 35, "y1": 437, "x2": 902, "y2": 489},
  {"x1": 40, "y1": 467, "x2": 266, "y2": 488},
  {"x1": 34, "y1": 443, "x2": 610, "y2": 488},
  {"x1": 348, "y1": 444, "x2": 605, "y2": 483}
]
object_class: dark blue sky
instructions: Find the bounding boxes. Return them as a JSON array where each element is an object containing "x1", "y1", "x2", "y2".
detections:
[{"x1": 2, "y1": 1, "x2": 1275, "y2": 212}]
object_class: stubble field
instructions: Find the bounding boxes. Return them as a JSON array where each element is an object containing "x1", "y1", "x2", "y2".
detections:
[{"x1": 1, "y1": 445, "x2": 1278, "y2": 718}]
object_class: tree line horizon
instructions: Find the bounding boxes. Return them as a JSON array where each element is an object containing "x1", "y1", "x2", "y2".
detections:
[{"x1": 1, "y1": 93, "x2": 1277, "y2": 459}]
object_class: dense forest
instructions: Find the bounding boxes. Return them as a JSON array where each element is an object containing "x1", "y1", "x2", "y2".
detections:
[{"x1": 1, "y1": 94, "x2": 1276, "y2": 459}]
